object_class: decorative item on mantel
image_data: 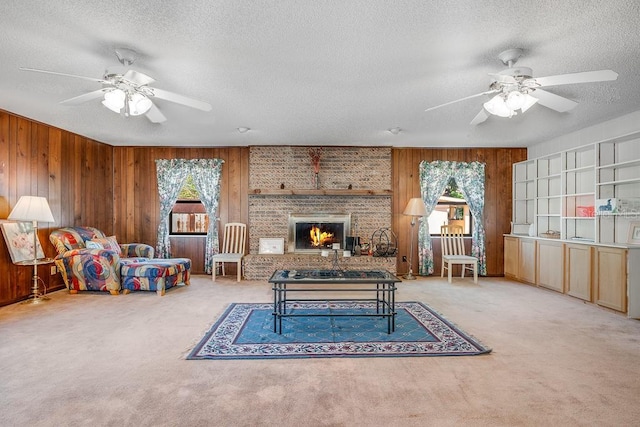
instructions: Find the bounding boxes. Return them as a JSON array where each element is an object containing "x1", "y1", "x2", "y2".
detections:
[{"x1": 308, "y1": 147, "x2": 323, "y2": 189}]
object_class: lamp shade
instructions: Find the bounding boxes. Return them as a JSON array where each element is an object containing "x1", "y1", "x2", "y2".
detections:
[
  {"x1": 403, "y1": 197, "x2": 427, "y2": 217},
  {"x1": 8, "y1": 196, "x2": 55, "y2": 223},
  {"x1": 483, "y1": 94, "x2": 513, "y2": 118},
  {"x1": 505, "y1": 91, "x2": 525, "y2": 110},
  {"x1": 128, "y1": 92, "x2": 153, "y2": 116},
  {"x1": 103, "y1": 89, "x2": 126, "y2": 113}
]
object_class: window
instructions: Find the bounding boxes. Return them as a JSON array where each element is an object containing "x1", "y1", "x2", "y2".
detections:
[
  {"x1": 170, "y1": 175, "x2": 209, "y2": 235},
  {"x1": 428, "y1": 178, "x2": 474, "y2": 236}
]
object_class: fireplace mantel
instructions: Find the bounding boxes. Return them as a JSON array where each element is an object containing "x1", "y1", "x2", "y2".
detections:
[{"x1": 250, "y1": 189, "x2": 392, "y2": 196}]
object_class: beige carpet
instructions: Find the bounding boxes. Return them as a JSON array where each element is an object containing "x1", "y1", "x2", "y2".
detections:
[{"x1": 1, "y1": 275, "x2": 639, "y2": 427}]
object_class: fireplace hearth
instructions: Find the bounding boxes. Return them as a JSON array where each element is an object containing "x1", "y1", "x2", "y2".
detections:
[{"x1": 288, "y1": 213, "x2": 351, "y2": 253}]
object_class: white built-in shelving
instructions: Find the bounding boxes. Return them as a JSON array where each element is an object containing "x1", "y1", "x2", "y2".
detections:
[
  {"x1": 512, "y1": 130, "x2": 640, "y2": 245},
  {"x1": 509, "y1": 130, "x2": 640, "y2": 319},
  {"x1": 535, "y1": 153, "x2": 561, "y2": 238},
  {"x1": 562, "y1": 144, "x2": 596, "y2": 241},
  {"x1": 596, "y1": 131, "x2": 640, "y2": 244},
  {"x1": 512, "y1": 159, "x2": 536, "y2": 231}
]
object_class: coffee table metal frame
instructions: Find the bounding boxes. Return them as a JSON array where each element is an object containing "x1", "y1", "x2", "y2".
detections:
[{"x1": 268, "y1": 269, "x2": 401, "y2": 334}]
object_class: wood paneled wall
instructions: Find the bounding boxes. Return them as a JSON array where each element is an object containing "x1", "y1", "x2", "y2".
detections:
[
  {"x1": 392, "y1": 148, "x2": 527, "y2": 276},
  {"x1": 0, "y1": 109, "x2": 249, "y2": 305},
  {"x1": 0, "y1": 108, "x2": 524, "y2": 306},
  {"x1": 112, "y1": 146, "x2": 250, "y2": 272},
  {"x1": 0, "y1": 111, "x2": 114, "y2": 306}
]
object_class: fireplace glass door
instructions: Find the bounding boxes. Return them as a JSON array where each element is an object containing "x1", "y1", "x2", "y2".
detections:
[{"x1": 288, "y1": 213, "x2": 351, "y2": 253}]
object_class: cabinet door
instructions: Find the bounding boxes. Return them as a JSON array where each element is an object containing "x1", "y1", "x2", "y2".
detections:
[
  {"x1": 594, "y1": 247, "x2": 627, "y2": 312},
  {"x1": 564, "y1": 244, "x2": 592, "y2": 301},
  {"x1": 504, "y1": 237, "x2": 519, "y2": 279},
  {"x1": 518, "y1": 239, "x2": 536, "y2": 284},
  {"x1": 537, "y1": 240, "x2": 564, "y2": 292}
]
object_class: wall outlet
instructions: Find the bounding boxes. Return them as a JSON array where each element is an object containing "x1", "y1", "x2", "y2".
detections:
[
  {"x1": 402, "y1": 255, "x2": 407, "y2": 262},
  {"x1": 50, "y1": 265, "x2": 57, "y2": 275}
]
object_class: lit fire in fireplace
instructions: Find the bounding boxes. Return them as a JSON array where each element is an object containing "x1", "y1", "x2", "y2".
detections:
[
  {"x1": 288, "y1": 213, "x2": 350, "y2": 253},
  {"x1": 309, "y1": 225, "x2": 334, "y2": 247}
]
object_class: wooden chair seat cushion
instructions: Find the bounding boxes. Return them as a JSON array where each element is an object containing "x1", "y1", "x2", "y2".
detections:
[
  {"x1": 443, "y1": 255, "x2": 478, "y2": 262},
  {"x1": 211, "y1": 253, "x2": 243, "y2": 262}
]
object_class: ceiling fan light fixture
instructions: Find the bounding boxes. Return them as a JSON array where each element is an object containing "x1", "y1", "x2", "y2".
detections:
[
  {"x1": 102, "y1": 89, "x2": 125, "y2": 112},
  {"x1": 505, "y1": 91, "x2": 525, "y2": 110},
  {"x1": 483, "y1": 94, "x2": 513, "y2": 118},
  {"x1": 128, "y1": 92, "x2": 152, "y2": 116}
]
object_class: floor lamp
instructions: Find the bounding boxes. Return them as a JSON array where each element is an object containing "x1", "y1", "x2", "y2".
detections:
[
  {"x1": 8, "y1": 196, "x2": 55, "y2": 304},
  {"x1": 403, "y1": 197, "x2": 427, "y2": 280}
]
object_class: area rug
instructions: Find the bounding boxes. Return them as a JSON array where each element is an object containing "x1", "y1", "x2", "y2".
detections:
[{"x1": 187, "y1": 301, "x2": 491, "y2": 359}]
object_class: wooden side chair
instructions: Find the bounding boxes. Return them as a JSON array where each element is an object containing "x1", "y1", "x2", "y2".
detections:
[
  {"x1": 212, "y1": 222, "x2": 246, "y2": 282},
  {"x1": 440, "y1": 225, "x2": 478, "y2": 284}
]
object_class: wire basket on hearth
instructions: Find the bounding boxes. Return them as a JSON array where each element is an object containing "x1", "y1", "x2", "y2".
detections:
[{"x1": 370, "y1": 228, "x2": 398, "y2": 257}]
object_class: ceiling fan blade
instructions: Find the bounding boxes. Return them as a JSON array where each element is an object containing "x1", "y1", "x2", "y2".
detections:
[
  {"x1": 122, "y1": 69, "x2": 155, "y2": 86},
  {"x1": 470, "y1": 109, "x2": 489, "y2": 125},
  {"x1": 531, "y1": 70, "x2": 618, "y2": 88},
  {"x1": 145, "y1": 103, "x2": 167, "y2": 123},
  {"x1": 148, "y1": 87, "x2": 212, "y2": 111},
  {"x1": 531, "y1": 89, "x2": 578, "y2": 113},
  {"x1": 425, "y1": 90, "x2": 498, "y2": 112},
  {"x1": 60, "y1": 89, "x2": 110, "y2": 105},
  {"x1": 19, "y1": 67, "x2": 107, "y2": 84}
]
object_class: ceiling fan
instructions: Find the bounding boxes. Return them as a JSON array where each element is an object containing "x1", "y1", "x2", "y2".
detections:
[
  {"x1": 425, "y1": 48, "x2": 618, "y2": 125},
  {"x1": 20, "y1": 48, "x2": 212, "y2": 123}
]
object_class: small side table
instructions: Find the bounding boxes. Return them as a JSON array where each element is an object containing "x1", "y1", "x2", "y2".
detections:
[{"x1": 15, "y1": 258, "x2": 55, "y2": 305}]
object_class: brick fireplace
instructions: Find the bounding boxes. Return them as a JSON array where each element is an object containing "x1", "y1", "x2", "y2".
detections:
[{"x1": 244, "y1": 146, "x2": 396, "y2": 279}]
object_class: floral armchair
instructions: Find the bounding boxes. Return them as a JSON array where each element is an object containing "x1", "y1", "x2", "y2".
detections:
[{"x1": 49, "y1": 226, "x2": 154, "y2": 295}]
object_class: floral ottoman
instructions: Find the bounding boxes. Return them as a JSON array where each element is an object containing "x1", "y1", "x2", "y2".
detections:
[{"x1": 120, "y1": 258, "x2": 191, "y2": 296}]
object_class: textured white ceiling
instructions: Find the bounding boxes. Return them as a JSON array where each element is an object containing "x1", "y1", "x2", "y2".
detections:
[{"x1": 1, "y1": 0, "x2": 639, "y2": 148}]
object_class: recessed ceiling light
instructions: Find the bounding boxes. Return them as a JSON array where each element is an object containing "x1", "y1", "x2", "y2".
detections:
[
  {"x1": 388, "y1": 127, "x2": 401, "y2": 135},
  {"x1": 237, "y1": 127, "x2": 250, "y2": 133}
]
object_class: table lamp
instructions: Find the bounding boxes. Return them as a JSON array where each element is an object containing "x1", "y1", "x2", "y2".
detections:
[
  {"x1": 403, "y1": 197, "x2": 427, "y2": 280},
  {"x1": 8, "y1": 196, "x2": 55, "y2": 304}
]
